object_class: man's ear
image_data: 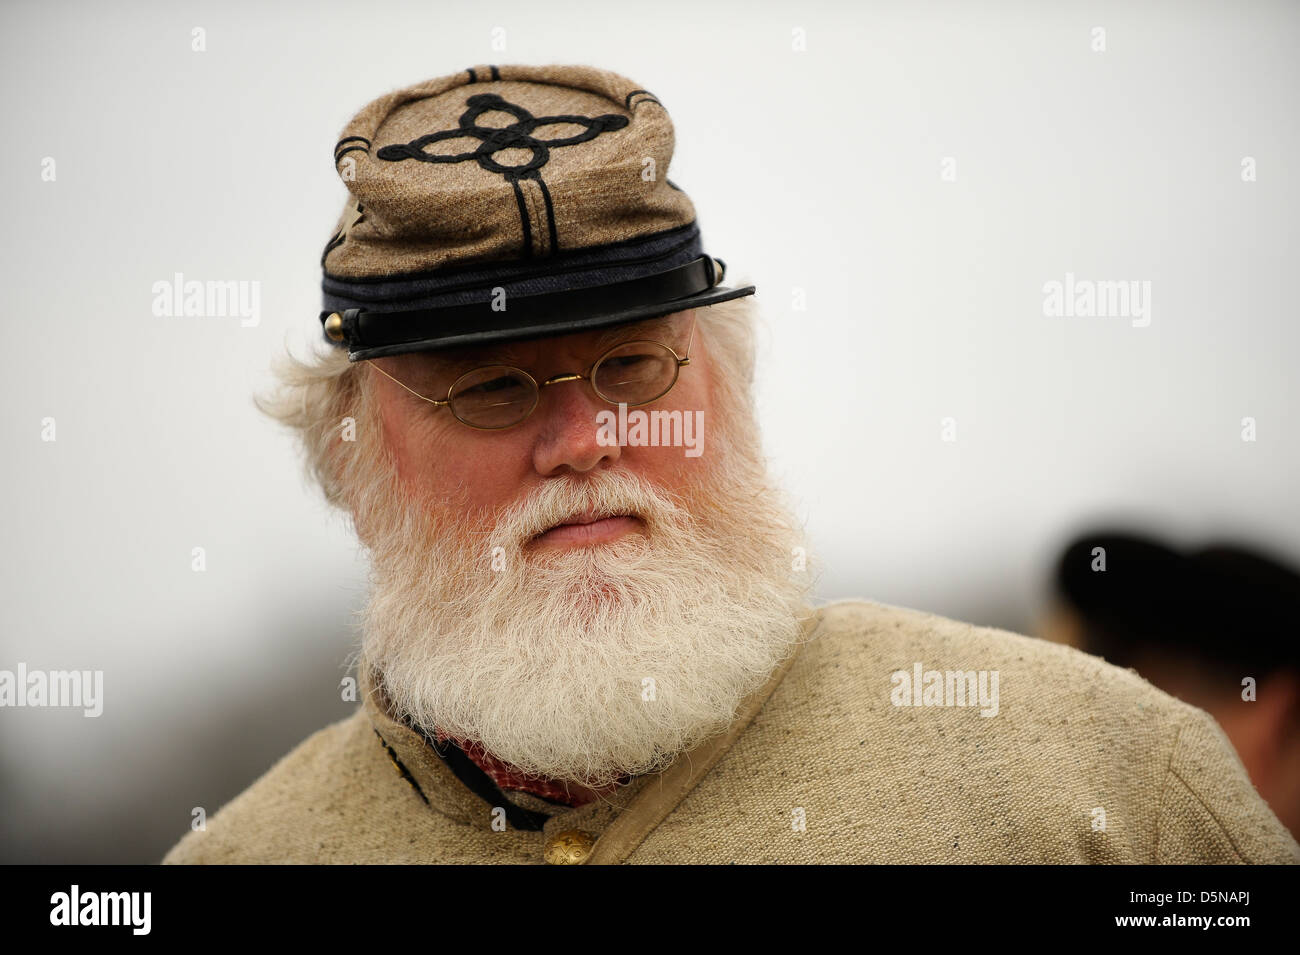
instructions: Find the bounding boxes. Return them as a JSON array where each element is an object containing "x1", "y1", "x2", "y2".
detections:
[{"x1": 1257, "y1": 670, "x2": 1300, "y2": 758}]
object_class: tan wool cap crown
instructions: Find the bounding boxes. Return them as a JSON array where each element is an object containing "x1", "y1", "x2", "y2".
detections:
[{"x1": 318, "y1": 63, "x2": 754, "y2": 360}]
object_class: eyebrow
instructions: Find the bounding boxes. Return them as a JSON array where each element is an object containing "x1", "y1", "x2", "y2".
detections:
[
  {"x1": 591, "y1": 315, "x2": 679, "y2": 351},
  {"x1": 413, "y1": 340, "x2": 527, "y2": 374}
]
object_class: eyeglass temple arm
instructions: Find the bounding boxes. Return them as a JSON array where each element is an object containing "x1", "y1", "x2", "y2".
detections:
[
  {"x1": 365, "y1": 360, "x2": 451, "y2": 406},
  {"x1": 679, "y1": 313, "x2": 697, "y2": 366}
]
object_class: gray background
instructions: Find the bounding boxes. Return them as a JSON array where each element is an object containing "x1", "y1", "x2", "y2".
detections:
[{"x1": 1, "y1": 0, "x2": 1296, "y2": 863}]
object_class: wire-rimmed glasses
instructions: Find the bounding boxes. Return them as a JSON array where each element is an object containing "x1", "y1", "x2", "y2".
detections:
[{"x1": 366, "y1": 314, "x2": 697, "y2": 430}]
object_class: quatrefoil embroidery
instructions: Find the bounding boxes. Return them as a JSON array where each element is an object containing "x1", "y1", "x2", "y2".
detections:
[{"x1": 377, "y1": 92, "x2": 631, "y2": 257}]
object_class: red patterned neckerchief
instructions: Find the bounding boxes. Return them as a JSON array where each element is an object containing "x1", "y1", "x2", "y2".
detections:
[{"x1": 433, "y1": 729, "x2": 628, "y2": 807}]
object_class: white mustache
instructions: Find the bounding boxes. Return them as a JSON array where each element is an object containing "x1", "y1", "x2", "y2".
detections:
[{"x1": 493, "y1": 471, "x2": 689, "y2": 547}]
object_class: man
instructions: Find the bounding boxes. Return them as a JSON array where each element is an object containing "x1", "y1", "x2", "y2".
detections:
[{"x1": 164, "y1": 64, "x2": 1298, "y2": 864}]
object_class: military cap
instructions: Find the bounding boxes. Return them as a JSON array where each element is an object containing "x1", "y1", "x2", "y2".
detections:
[{"x1": 318, "y1": 63, "x2": 755, "y2": 360}]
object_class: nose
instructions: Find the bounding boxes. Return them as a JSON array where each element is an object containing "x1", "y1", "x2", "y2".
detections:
[{"x1": 530, "y1": 377, "x2": 621, "y2": 476}]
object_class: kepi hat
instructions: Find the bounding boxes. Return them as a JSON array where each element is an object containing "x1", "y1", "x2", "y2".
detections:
[{"x1": 318, "y1": 64, "x2": 754, "y2": 360}]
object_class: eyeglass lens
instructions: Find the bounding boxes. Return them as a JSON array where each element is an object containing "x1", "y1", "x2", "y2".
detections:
[{"x1": 449, "y1": 341, "x2": 680, "y2": 428}]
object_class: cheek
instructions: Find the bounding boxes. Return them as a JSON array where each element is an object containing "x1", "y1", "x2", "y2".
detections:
[
  {"x1": 622, "y1": 360, "x2": 717, "y2": 488},
  {"x1": 376, "y1": 390, "x2": 451, "y2": 495},
  {"x1": 376, "y1": 387, "x2": 526, "y2": 509}
]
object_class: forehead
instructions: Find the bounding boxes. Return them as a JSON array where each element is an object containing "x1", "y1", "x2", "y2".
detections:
[{"x1": 378, "y1": 312, "x2": 688, "y2": 378}]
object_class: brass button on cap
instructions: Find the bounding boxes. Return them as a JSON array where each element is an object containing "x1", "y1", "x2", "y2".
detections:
[
  {"x1": 323, "y1": 312, "x2": 345, "y2": 342},
  {"x1": 544, "y1": 829, "x2": 596, "y2": 865}
]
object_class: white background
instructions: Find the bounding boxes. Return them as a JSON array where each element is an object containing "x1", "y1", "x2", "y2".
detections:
[{"x1": 1, "y1": 0, "x2": 1296, "y2": 861}]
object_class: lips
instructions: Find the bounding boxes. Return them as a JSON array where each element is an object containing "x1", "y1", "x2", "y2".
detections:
[
  {"x1": 531, "y1": 510, "x2": 642, "y2": 545},
  {"x1": 561, "y1": 508, "x2": 619, "y2": 527}
]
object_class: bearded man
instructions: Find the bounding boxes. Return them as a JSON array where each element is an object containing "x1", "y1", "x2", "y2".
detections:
[{"x1": 163, "y1": 64, "x2": 1298, "y2": 865}]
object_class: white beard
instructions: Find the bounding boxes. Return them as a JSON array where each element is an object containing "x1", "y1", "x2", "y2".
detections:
[{"x1": 350, "y1": 378, "x2": 813, "y2": 788}]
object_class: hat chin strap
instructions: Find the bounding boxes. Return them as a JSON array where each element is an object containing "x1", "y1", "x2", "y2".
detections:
[{"x1": 321, "y1": 255, "x2": 729, "y2": 356}]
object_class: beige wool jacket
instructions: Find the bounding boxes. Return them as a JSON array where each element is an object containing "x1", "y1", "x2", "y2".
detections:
[{"x1": 162, "y1": 599, "x2": 1299, "y2": 864}]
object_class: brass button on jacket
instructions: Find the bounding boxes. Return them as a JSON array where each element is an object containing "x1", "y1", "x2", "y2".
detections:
[{"x1": 544, "y1": 829, "x2": 596, "y2": 865}]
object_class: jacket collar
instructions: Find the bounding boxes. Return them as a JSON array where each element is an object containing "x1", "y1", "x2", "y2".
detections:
[{"x1": 358, "y1": 608, "x2": 823, "y2": 858}]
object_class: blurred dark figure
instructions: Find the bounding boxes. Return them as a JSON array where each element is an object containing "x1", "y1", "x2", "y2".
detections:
[{"x1": 1041, "y1": 531, "x2": 1300, "y2": 840}]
